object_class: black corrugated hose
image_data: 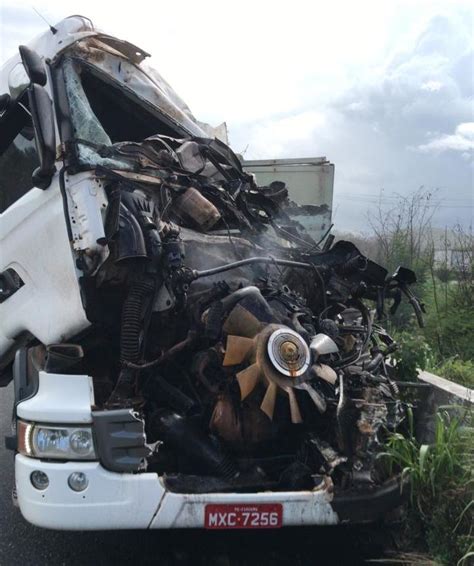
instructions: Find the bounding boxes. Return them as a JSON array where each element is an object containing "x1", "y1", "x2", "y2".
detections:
[
  {"x1": 107, "y1": 276, "x2": 156, "y2": 406},
  {"x1": 120, "y1": 277, "x2": 156, "y2": 364}
]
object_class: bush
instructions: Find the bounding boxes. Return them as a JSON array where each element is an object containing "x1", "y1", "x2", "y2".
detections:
[
  {"x1": 435, "y1": 266, "x2": 452, "y2": 284},
  {"x1": 423, "y1": 302, "x2": 474, "y2": 363},
  {"x1": 381, "y1": 409, "x2": 474, "y2": 565},
  {"x1": 419, "y1": 274, "x2": 474, "y2": 363},
  {"x1": 434, "y1": 358, "x2": 474, "y2": 389},
  {"x1": 391, "y1": 331, "x2": 434, "y2": 380}
]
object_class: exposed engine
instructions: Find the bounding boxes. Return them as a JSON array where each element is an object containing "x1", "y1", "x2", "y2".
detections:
[{"x1": 49, "y1": 135, "x2": 425, "y2": 494}]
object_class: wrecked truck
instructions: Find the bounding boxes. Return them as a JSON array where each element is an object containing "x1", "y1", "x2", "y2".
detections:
[{"x1": 0, "y1": 16, "x2": 426, "y2": 530}]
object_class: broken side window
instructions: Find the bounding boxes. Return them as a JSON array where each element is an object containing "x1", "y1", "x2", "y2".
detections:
[{"x1": 62, "y1": 57, "x2": 191, "y2": 169}]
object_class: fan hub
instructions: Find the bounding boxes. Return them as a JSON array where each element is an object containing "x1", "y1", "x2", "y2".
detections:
[
  {"x1": 267, "y1": 328, "x2": 310, "y2": 377},
  {"x1": 280, "y1": 341, "x2": 299, "y2": 362}
]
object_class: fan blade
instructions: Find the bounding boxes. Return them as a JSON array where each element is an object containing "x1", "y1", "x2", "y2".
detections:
[
  {"x1": 299, "y1": 382, "x2": 327, "y2": 413},
  {"x1": 223, "y1": 335, "x2": 254, "y2": 366},
  {"x1": 313, "y1": 363, "x2": 337, "y2": 385},
  {"x1": 260, "y1": 382, "x2": 278, "y2": 420},
  {"x1": 236, "y1": 363, "x2": 261, "y2": 399},
  {"x1": 222, "y1": 304, "x2": 263, "y2": 338},
  {"x1": 285, "y1": 387, "x2": 303, "y2": 424}
]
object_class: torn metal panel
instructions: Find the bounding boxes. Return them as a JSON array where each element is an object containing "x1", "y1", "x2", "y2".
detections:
[
  {"x1": 83, "y1": 35, "x2": 150, "y2": 64},
  {"x1": 64, "y1": 171, "x2": 110, "y2": 274},
  {"x1": 66, "y1": 36, "x2": 221, "y2": 142}
]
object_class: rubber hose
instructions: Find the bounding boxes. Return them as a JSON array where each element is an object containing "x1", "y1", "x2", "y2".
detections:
[
  {"x1": 220, "y1": 286, "x2": 262, "y2": 314},
  {"x1": 366, "y1": 352, "x2": 384, "y2": 372},
  {"x1": 120, "y1": 277, "x2": 155, "y2": 364},
  {"x1": 151, "y1": 411, "x2": 238, "y2": 479}
]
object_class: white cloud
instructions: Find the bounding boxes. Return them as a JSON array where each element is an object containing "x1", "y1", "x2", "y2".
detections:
[
  {"x1": 236, "y1": 111, "x2": 327, "y2": 157},
  {"x1": 421, "y1": 80, "x2": 443, "y2": 91},
  {"x1": 457, "y1": 122, "x2": 474, "y2": 139},
  {"x1": 416, "y1": 122, "x2": 474, "y2": 153},
  {"x1": 0, "y1": 0, "x2": 472, "y2": 230}
]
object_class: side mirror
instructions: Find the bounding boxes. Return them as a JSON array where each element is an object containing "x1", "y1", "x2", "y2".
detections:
[
  {"x1": 19, "y1": 45, "x2": 47, "y2": 86},
  {"x1": 28, "y1": 84, "x2": 56, "y2": 189},
  {"x1": 11, "y1": 46, "x2": 56, "y2": 189}
]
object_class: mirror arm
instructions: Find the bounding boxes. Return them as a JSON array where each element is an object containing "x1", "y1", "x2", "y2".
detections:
[
  {"x1": 32, "y1": 167, "x2": 55, "y2": 190},
  {"x1": 27, "y1": 83, "x2": 56, "y2": 189}
]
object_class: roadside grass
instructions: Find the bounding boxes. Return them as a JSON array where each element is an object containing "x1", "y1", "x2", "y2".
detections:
[
  {"x1": 366, "y1": 552, "x2": 438, "y2": 564},
  {"x1": 389, "y1": 328, "x2": 474, "y2": 390},
  {"x1": 432, "y1": 358, "x2": 474, "y2": 389},
  {"x1": 380, "y1": 408, "x2": 474, "y2": 565}
]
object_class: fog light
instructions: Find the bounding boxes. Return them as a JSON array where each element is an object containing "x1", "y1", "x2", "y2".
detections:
[
  {"x1": 68, "y1": 472, "x2": 88, "y2": 492},
  {"x1": 30, "y1": 470, "x2": 49, "y2": 490}
]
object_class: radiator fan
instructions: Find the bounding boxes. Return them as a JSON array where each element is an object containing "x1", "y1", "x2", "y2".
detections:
[{"x1": 223, "y1": 322, "x2": 326, "y2": 423}]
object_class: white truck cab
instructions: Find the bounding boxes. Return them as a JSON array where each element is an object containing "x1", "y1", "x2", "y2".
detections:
[{"x1": 1, "y1": 16, "x2": 415, "y2": 531}]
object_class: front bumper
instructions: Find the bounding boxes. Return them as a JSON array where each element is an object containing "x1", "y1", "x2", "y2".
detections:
[
  {"x1": 15, "y1": 454, "x2": 163, "y2": 530},
  {"x1": 16, "y1": 455, "x2": 406, "y2": 531}
]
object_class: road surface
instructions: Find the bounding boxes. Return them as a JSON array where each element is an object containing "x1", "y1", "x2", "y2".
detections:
[{"x1": 0, "y1": 384, "x2": 391, "y2": 565}]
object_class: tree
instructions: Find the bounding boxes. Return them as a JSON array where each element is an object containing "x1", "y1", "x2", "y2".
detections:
[{"x1": 367, "y1": 187, "x2": 438, "y2": 277}]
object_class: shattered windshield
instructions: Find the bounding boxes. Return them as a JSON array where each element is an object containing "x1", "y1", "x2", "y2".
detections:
[{"x1": 62, "y1": 54, "x2": 206, "y2": 169}]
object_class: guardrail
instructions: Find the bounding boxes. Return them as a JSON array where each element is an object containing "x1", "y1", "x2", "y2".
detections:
[{"x1": 418, "y1": 370, "x2": 473, "y2": 404}]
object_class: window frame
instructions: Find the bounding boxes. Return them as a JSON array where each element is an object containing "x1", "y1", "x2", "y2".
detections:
[{"x1": 54, "y1": 55, "x2": 194, "y2": 171}]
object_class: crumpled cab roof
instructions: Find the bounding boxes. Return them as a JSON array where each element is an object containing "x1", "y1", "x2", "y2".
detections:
[{"x1": 0, "y1": 15, "x2": 226, "y2": 141}]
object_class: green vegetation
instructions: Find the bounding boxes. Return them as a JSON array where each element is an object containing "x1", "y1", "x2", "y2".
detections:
[
  {"x1": 339, "y1": 190, "x2": 473, "y2": 386},
  {"x1": 349, "y1": 189, "x2": 474, "y2": 563},
  {"x1": 382, "y1": 409, "x2": 473, "y2": 565},
  {"x1": 390, "y1": 267, "x2": 474, "y2": 384},
  {"x1": 390, "y1": 329, "x2": 435, "y2": 380},
  {"x1": 434, "y1": 358, "x2": 474, "y2": 389},
  {"x1": 363, "y1": 189, "x2": 473, "y2": 384}
]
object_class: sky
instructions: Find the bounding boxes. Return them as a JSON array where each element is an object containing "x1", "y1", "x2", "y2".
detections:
[{"x1": 0, "y1": 0, "x2": 472, "y2": 232}]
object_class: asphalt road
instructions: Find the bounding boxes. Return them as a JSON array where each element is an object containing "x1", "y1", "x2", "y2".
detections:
[{"x1": 0, "y1": 384, "x2": 392, "y2": 566}]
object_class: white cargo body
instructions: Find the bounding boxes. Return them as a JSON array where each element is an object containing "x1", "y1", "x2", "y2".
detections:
[{"x1": 243, "y1": 157, "x2": 335, "y2": 241}]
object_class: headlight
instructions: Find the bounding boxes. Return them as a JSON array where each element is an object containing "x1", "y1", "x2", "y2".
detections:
[{"x1": 17, "y1": 420, "x2": 97, "y2": 460}]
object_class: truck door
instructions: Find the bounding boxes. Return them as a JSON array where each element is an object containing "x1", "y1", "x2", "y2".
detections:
[{"x1": 0, "y1": 94, "x2": 39, "y2": 386}]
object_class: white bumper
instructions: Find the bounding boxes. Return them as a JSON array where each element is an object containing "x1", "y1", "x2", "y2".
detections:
[
  {"x1": 150, "y1": 488, "x2": 339, "y2": 529},
  {"x1": 15, "y1": 454, "x2": 164, "y2": 530},
  {"x1": 16, "y1": 455, "x2": 339, "y2": 530}
]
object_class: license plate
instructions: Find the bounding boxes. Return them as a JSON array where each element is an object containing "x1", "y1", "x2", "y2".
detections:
[{"x1": 204, "y1": 503, "x2": 282, "y2": 529}]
